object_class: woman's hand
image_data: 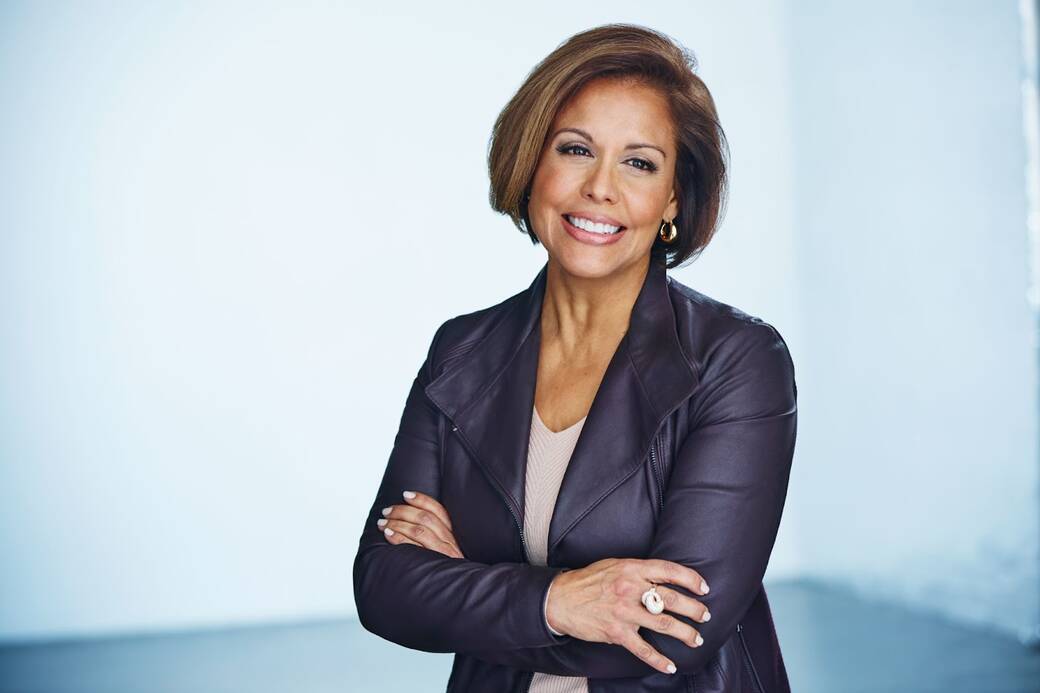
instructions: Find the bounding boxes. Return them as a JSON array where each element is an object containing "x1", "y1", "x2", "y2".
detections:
[
  {"x1": 545, "y1": 558, "x2": 711, "y2": 675},
  {"x1": 377, "y1": 490, "x2": 465, "y2": 559}
]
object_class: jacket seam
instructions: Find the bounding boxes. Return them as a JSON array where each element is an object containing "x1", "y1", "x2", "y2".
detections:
[
  {"x1": 424, "y1": 319, "x2": 451, "y2": 385},
  {"x1": 712, "y1": 652, "x2": 726, "y2": 687},
  {"x1": 428, "y1": 294, "x2": 526, "y2": 391},
  {"x1": 625, "y1": 339, "x2": 658, "y2": 416},
  {"x1": 665, "y1": 281, "x2": 708, "y2": 377},
  {"x1": 436, "y1": 337, "x2": 482, "y2": 370},
  {"x1": 665, "y1": 278, "x2": 769, "y2": 329}
]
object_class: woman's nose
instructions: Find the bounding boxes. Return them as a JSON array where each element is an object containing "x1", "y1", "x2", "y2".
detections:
[{"x1": 581, "y1": 160, "x2": 618, "y2": 204}]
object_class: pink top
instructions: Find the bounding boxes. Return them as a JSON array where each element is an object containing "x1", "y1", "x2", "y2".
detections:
[{"x1": 525, "y1": 405, "x2": 589, "y2": 693}]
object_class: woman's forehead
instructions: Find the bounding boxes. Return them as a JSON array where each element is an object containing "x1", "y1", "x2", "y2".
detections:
[{"x1": 551, "y1": 81, "x2": 675, "y2": 150}]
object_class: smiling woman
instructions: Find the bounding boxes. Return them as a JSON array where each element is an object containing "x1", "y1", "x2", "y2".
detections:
[
  {"x1": 354, "y1": 22, "x2": 796, "y2": 693},
  {"x1": 526, "y1": 79, "x2": 681, "y2": 271},
  {"x1": 488, "y1": 24, "x2": 728, "y2": 273}
]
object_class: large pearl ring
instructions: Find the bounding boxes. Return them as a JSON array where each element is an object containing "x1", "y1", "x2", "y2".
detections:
[{"x1": 641, "y1": 585, "x2": 664, "y2": 614}]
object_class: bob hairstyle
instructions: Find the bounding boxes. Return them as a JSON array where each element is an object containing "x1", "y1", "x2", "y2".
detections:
[{"x1": 487, "y1": 23, "x2": 729, "y2": 269}]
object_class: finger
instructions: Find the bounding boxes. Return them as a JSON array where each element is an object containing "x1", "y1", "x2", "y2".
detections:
[
  {"x1": 630, "y1": 603, "x2": 704, "y2": 650},
  {"x1": 642, "y1": 559, "x2": 709, "y2": 596},
  {"x1": 384, "y1": 503, "x2": 456, "y2": 544},
  {"x1": 401, "y1": 490, "x2": 453, "y2": 530},
  {"x1": 383, "y1": 504, "x2": 456, "y2": 547},
  {"x1": 618, "y1": 629, "x2": 677, "y2": 675},
  {"x1": 380, "y1": 516, "x2": 461, "y2": 557},
  {"x1": 383, "y1": 519, "x2": 463, "y2": 559},
  {"x1": 652, "y1": 584, "x2": 711, "y2": 624},
  {"x1": 379, "y1": 525, "x2": 422, "y2": 548}
]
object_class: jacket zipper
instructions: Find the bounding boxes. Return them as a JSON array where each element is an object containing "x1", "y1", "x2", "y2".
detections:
[
  {"x1": 648, "y1": 436, "x2": 665, "y2": 514},
  {"x1": 736, "y1": 623, "x2": 765, "y2": 693},
  {"x1": 450, "y1": 423, "x2": 531, "y2": 561},
  {"x1": 450, "y1": 422, "x2": 538, "y2": 693}
]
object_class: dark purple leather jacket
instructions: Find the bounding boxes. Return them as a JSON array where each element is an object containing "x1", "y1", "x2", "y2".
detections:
[{"x1": 354, "y1": 259, "x2": 798, "y2": 692}]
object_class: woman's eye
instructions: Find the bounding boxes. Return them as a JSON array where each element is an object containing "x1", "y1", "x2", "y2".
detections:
[
  {"x1": 555, "y1": 144, "x2": 657, "y2": 172},
  {"x1": 629, "y1": 158, "x2": 657, "y2": 172},
  {"x1": 557, "y1": 143, "x2": 591, "y2": 157}
]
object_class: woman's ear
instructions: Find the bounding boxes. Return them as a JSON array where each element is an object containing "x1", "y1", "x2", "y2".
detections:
[{"x1": 665, "y1": 187, "x2": 680, "y2": 222}]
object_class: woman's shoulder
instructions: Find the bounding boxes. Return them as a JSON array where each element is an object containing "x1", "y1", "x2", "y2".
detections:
[
  {"x1": 421, "y1": 285, "x2": 528, "y2": 381},
  {"x1": 665, "y1": 274, "x2": 795, "y2": 385}
]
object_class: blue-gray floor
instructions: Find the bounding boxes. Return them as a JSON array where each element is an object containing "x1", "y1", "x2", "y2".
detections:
[{"x1": 1, "y1": 579, "x2": 1038, "y2": 693}]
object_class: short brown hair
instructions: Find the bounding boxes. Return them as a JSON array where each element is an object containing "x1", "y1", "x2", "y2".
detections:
[{"x1": 487, "y1": 23, "x2": 729, "y2": 269}]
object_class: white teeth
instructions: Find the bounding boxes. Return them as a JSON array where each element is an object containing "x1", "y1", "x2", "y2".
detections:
[{"x1": 566, "y1": 215, "x2": 621, "y2": 234}]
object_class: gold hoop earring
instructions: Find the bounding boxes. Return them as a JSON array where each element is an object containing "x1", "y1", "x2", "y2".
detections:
[{"x1": 659, "y1": 218, "x2": 678, "y2": 244}]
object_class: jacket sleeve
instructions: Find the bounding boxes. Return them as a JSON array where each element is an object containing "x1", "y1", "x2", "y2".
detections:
[
  {"x1": 352, "y1": 321, "x2": 572, "y2": 654},
  {"x1": 463, "y1": 321, "x2": 798, "y2": 678}
]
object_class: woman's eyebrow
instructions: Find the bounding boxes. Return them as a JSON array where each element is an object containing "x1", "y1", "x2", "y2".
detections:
[{"x1": 552, "y1": 127, "x2": 667, "y2": 159}]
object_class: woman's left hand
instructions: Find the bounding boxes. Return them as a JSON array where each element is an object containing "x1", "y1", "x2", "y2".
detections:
[{"x1": 377, "y1": 490, "x2": 465, "y2": 559}]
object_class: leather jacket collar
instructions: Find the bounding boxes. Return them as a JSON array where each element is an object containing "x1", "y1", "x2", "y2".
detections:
[{"x1": 424, "y1": 259, "x2": 699, "y2": 558}]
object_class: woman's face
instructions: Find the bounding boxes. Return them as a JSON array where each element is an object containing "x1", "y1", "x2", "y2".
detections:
[{"x1": 528, "y1": 77, "x2": 679, "y2": 280}]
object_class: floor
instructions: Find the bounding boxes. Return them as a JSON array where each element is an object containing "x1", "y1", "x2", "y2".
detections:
[{"x1": 1, "y1": 579, "x2": 1038, "y2": 693}]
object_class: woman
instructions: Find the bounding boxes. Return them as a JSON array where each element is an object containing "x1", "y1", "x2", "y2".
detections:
[{"x1": 353, "y1": 23, "x2": 797, "y2": 693}]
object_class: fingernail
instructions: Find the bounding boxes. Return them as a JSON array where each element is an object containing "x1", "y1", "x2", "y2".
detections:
[
  {"x1": 694, "y1": 634, "x2": 703, "y2": 647},
  {"x1": 377, "y1": 519, "x2": 387, "y2": 527},
  {"x1": 703, "y1": 610, "x2": 711, "y2": 622},
  {"x1": 666, "y1": 663, "x2": 676, "y2": 674},
  {"x1": 384, "y1": 527, "x2": 394, "y2": 536},
  {"x1": 700, "y1": 580, "x2": 709, "y2": 594},
  {"x1": 403, "y1": 491, "x2": 416, "y2": 499},
  {"x1": 381, "y1": 507, "x2": 392, "y2": 516}
]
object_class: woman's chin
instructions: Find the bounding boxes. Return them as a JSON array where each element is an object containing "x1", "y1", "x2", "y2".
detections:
[{"x1": 551, "y1": 249, "x2": 636, "y2": 281}]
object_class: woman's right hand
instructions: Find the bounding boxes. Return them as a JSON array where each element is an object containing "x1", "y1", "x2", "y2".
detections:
[{"x1": 544, "y1": 558, "x2": 711, "y2": 675}]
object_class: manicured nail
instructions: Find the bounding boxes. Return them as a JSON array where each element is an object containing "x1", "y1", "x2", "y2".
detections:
[
  {"x1": 703, "y1": 610, "x2": 711, "y2": 622},
  {"x1": 384, "y1": 527, "x2": 394, "y2": 536},
  {"x1": 666, "y1": 663, "x2": 676, "y2": 674},
  {"x1": 403, "y1": 491, "x2": 416, "y2": 499},
  {"x1": 377, "y1": 519, "x2": 387, "y2": 527},
  {"x1": 381, "y1": 507, "x2": 392, "y2": 516},
  {"x1": 700, "y1": 580, "x2": 709, "y2": 594},
  {"x1": 694, "y1": 634, "x2": 703, "y2": 647}
]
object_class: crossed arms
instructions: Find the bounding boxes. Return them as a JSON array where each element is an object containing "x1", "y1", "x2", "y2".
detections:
[{"x1": 352, "y1": 319, "x2": 797, "y2": 678}]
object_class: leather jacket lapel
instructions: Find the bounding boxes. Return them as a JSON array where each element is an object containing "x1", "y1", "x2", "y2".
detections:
[
  {"x1": 423, "y1": 264, "x2": 547, "y2": 540},
  {"x1": 424, "y1": 259, "x2": 700, "y2": 559}
]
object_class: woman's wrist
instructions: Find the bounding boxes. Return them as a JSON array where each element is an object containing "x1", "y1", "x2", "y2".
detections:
[
  {"x1": 544, "y1": 568, "x2": 571, "y2": 636},
  {"x1": 544, "y1": 580, "x2": 566, "y2": 636}
]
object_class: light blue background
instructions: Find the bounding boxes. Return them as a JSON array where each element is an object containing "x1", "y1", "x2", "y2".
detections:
[{"x1": 1, "y1": 0, "x2": 1036, "y2": 646}]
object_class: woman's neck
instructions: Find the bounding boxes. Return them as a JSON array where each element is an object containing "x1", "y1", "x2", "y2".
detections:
[{"x1": 540, "y1": 256, "x2": 648, "y2": 355}]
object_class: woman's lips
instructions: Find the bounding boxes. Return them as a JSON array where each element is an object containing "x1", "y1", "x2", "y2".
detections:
[{"x1": 561, "y1": 215, "x2": 627, "y2": 246}]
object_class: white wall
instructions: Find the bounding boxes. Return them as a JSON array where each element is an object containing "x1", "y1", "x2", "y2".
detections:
[
  {"x1": 0, "y1": 1, "x2": 801, "y2": 642},
  {"x1": 782, "y1": 0, "x2": 1038, "y2": 638}
]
